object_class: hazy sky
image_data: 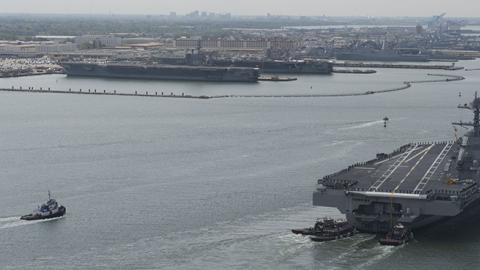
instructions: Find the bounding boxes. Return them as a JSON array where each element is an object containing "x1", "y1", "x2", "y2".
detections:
[{"x1": 2, "y1": 0, "x2": 479, "y2": 17}]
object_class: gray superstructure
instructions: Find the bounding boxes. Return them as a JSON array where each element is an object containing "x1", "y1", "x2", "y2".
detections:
[{"x1": 313, "y1": 94, "x2": 480, "y2": 233}]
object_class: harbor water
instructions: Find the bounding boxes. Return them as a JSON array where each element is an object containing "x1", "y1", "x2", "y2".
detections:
[{"x1": 1, "y1": 60, "x2": 480, "y2": 269}]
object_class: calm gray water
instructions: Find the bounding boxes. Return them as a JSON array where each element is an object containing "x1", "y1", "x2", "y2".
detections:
[{"x1": 1, "y1": 60, "x2": 480, "y2": 269}]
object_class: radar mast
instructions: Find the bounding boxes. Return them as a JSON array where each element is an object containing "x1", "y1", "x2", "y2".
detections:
[{"x1": 452, "y1": 92, "x2": 480, "y2": 137}]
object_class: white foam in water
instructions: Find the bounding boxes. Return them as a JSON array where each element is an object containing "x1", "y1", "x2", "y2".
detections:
[
  {"x1": 0, "y1": 216, "x2": 19, "y2": 223},
  {"x1": 340, "y1": 120, "x2": 385, "y2": 130},
  {"x1": 352, "y1": 245, "x2": 398, "y2": 270},
  {"x1": 0, "y1": 216, "x2": 64, "y2": 230},
  {"x1": 325, "y1": 234, "x2": 377, "y2": 265}
]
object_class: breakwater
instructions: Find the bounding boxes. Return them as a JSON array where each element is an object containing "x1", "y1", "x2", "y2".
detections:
[
  {"x1": 0, "y1": 74, "x2": 465, "y2": 100},
  {"x1": 211, "y1": 74, "x2": 465, "y2": 99},
  {"x1": 333, "y1": 62, "x2": 463, "y2": 70},
  {"x1": 0, "y1": 87, "x2": 210, "y2": 99}
]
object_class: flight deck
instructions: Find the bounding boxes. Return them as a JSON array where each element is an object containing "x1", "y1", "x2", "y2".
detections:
[
  {"x1": 321, "y1": 141, "x2": 466, "y2": 195},
  {"x1": 313, "y1": 93, "x2": 480, "y2": 232}
]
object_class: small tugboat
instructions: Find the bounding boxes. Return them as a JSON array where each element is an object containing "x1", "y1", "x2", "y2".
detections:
[
  {"x1": 291, "y1": 218, "x2": 325, "y2": 236},
  {"x1": 20, "y1": 191, "x2": 66, "y2": 221},
  {"x1": 378, "y1": 223, "x2": 413, "y2": 246},
  {"x1": 309, "y1": 218, "x2": 355, "y2": 242}
]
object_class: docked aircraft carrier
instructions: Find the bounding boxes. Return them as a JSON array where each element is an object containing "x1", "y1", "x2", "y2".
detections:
[
  {"x1": 61, "y1": 62, "x2": 260, "y2": 82},
  {"x1": 314, "y1": 94, "x2": 480, "y2": 233}
]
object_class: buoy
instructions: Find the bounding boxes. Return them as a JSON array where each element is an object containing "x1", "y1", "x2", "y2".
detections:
[{"x1": 383, "y1": 116, "x2": 389, "y2": 128}]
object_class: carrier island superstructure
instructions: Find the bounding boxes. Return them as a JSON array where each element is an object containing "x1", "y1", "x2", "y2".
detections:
[{"x1": 314, "y1": 94, "x2": 480, "y2": 233}]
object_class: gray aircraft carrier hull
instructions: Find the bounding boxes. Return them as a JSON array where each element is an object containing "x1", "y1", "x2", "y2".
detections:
[
  {"x1": 313, "y1": 95, "x2": 480, "y2": 233},
  {"x1": 313, "y1": 138, "x2": 480, "y2": 233},
  {"x1": 61, "y1": 62, "x2": 260, "y2": 82}
]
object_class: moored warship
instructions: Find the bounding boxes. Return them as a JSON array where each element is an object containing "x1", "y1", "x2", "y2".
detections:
[
  {"x1": 314, "y1": 93, "x2": 480, "y2": 233},
  {"x1": 61, "y1": 62, "x2": 260, "y2": 82}
]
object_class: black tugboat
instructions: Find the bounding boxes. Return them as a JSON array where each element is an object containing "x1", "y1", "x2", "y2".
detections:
[
  {"x1": 293, "y1": 217, "x2": 355, "y2": 241},
  {"x1": 291, "y1": 218, "x2": 325, "y2": 235},
  {"x1": 309, "y1": 218, "x2": 355, "y2": 242},
  {"x1": 20, "y1": 191, "x2": 66, "y2": 221},
  {"x1": 378, "y1": 223, "x2": 413, "y2": 246}
]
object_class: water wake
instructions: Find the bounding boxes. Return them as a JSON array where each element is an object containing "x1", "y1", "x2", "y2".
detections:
[
  {"x1": 0, "y1": 216, "x2": 64, "y2": 230},
  {"x1": 15, "y1": 206, "x2": 397, "y2": 270},
  {"x1": 340, "y1": 120, "x2": 384, "y2": 130},
  {"x1": 352, "y1": 245, "x2": 398, "y2": 270}
]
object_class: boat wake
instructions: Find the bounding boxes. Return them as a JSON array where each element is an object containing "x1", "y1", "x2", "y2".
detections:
[
  {"x1": 0, "y1": 216, "x2": 64, "y2": 230},
  {"x1": 352, "y1": 245, "x2": 398, "y2": 270},
  {"x1": 340, "y1": 120, "x2": 384, "y2": 130},
  {"x1": 14, "y1": 206, "x2": 396, "y2": 269}
]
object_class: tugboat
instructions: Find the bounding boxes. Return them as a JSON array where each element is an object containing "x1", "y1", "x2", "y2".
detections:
[
  {"x1": 20, "y1": 191, "x2": 66, "y2": 221},
  {"x1": 292, "y1": 218, "x2": 325, "y2": 235},
  {"x1": 310, "y1": 218, "x2": 355, "y2": 242},
  {"x1": 378, "y1": 223, "x2": 413, "y2": 246}
]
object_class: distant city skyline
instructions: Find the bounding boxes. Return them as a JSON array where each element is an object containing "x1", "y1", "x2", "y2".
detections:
[{"x1": 1, "y1": 0, "x2": 480, "y2": 17}]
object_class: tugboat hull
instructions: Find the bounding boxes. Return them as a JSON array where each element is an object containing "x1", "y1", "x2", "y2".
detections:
[
  {"x1": 20, "y1": 206, "x2": 66, "y2": 221},
  {"x1": 310, "y1": 231, "x2": 355, "y2": 242},
  {"x1": 291, "y1": 228, "x2": 319, "y2": 235},
  {"x1": 378, "y1": 238, "x2": 407, "y2": 246},
  {"x1": 378, "y1": 232, "x2": 413, "y2": 246}
]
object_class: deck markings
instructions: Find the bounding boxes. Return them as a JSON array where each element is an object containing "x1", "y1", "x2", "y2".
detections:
[
  {"x1": 404, "y1": 145, "x2": 431, "y2": 163},
  {"x1": 393, "y1": 144, "x2": 435, "y2": 192},
  {"x1": 354, "y1": 167, "x2": 376, "y2": 170},
  {"x1": 369, "y1": 144, "x2": 419, "y2": 191},
  {"x1": 374, "y1": 153, "x2": 404, "y2": 166},
  {"x1": 413, "y1": 143, "x2": 454, "y2": 193}
]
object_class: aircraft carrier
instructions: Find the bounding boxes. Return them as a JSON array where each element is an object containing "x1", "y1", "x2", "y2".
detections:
[
  {"x1": 61, "y1": 62, "x2": 260, "y2": 82},
  {"x1": 313, "y1": 94, "x2": 480, "y2": 233}
]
